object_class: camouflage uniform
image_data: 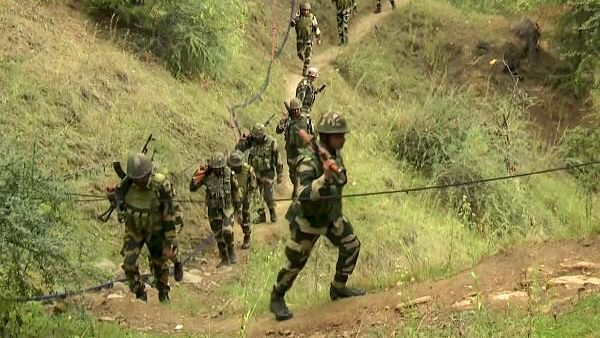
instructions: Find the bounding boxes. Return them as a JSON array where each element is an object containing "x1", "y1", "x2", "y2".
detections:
[
  {"x1": 276, "y1": 98, "x2": 312, "y2": 199},
  {"x1": 117, "y1": 153, "x2": 181, "y2": 303},
  {"x1": 290, "y1": 2, "x2": 322, "y2": 76},
  {"x1": 374, "y1": 0, "x2": 395, "y2": 13},
  {"x1": 228, "y1": 150, "x2": 258, "y2": 249},
  {"x1": 332, "y1": 0, "x2": 354, "y2": 45},
  {"x1": 190, "y1": 152, "x2": 242, "y2": 267},
  {"x1": 295, "y1": 67, "x2": 320, "y2": 115},
  {"x1": 236, "y1": 123, "x2": 284, "y2": 223},
  {"x1": 270, "y1": 111, "x2": 364, "y2": 321}
]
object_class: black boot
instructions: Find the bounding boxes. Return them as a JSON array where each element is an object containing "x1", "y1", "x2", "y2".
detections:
[
  {"x1": 270, "y1": 287, "x2": 293, "y2": 321},
  {"x1": 374, "y1": 2, "x2": 382, "y2": 13},
  {"x1": 173, "y1": 261, "x2": 183, "y2": 282},
  {"x1": 132, "y1": 283, "x2": 147, "y2": 302},
  {"x1": 390, "y1": 0, "x2": 396, "y2": 9},
  {"x1": 228, "y1": 245, "x2": 238, "y2": 265},
  {"x1": 269, "y1": 207, "x2": 277, "y2": 223},
  {"x1": 329, "y1": 284, "x2": 365, "y2": 301},
  {"x1": 216, "y1": 242, "x2": 230, "y2": 268},
  {"x1": 242, "y1": 232, "x2": 251, "y2": 249},
  {"x1": 158, "y1": 291, "x2": 170, "y2": 303},
  {"x1": 257, "y1": 209, "x2": 267, "y2": 223}
]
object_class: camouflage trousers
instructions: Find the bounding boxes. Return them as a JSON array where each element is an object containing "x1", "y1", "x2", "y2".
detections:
[
  {"x1": 287, "y1": 157, "x2": 299, "y2": 199},
  {"x1": 256, "y1": 175, "x2": 276, "y2": 214},
  {"x1": 209, "y1": 214, "x2": 235, "y2": 259},
  {"x1": 274, "y1": 215, "x2": 361, "y2": 293},
  {"x1": 296, "y1": 41, "x2": 313, "y2": 76},
  {"x1": 376, "y1": 0, "x2": 395, "y2": 11},
  {"x1": 240, "y1": 197, "x2": 252, "y2": 234},
  {"x1": 336, "y1": 7, "x2": 352, "y2": 45},
  {"x1": 121, "y1": 226, "x2": 174, "y2": 296}
]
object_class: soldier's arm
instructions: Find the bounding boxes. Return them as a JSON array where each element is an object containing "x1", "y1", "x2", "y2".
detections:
[
  {"x1": 275, "y1": 118, "x2": 286, "y2": 134},
  {"x1": 313, "y1": 15, "x2": 321, "y2": 38},
  {"x1": 272, "y1": 139, "x2": 284, "y2": 176},
  {"x1": 230, "y1": 171, "x2": 242, "y2": 209},
  {"x1": 235, "y1": 138, "x2": 252, "y2": 152},
  {"x1": 290, "y1": 13, "x2": 299, "y2": 26},
  {"x1": 296, "y1": 156, "x2": 334, "y2": 201},
  {"x1": 189, "y1": 166, "x2": 208, "y2": 192},
  {"x1": 154, "y1": 175, "x2": 179, "y2": 247},
  {"x1": 249, "y1": 166, "x2": 258, "y2": 191}
]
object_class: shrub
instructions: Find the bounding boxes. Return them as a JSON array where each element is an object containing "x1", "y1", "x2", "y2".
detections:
[
  {"x1": 561, "y1": 126, "x2": 600, "y2": 194},
  {"x1": 85, "y1": 0, "x2": 247, "y2": 78}
]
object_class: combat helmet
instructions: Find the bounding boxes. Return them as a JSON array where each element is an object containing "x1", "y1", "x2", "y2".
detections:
[
  {"x1": 228, "y1": 150, "x2": 244, "y2": 167},
  {"x1": 126, "y1": 153, "x2": 153, "y2": 179},
  {"x1": 300, "y1": 2, "x2": 311, "y2": 11},
  {"x1": 289, "y1": 98, "x2": 302, "y2": 110},
  {"x1": 316, "y1": 111, "x2": 350, "y2": 134},
  {"x1": 306, "y1": 67, "x2": 319, "y2": 78},
  {"x1": 251, "y1": 123, "x2": 266, "y2": 138},
  {"x1": 209, "y1": 152, "x2": 227, "y2": 169}
]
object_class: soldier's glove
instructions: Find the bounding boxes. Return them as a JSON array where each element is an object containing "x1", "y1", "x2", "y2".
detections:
[
  {"x1": 106, "y1": 185, "x2": 118, "y2": 207},
  {"x1": 323, "y1": 159, "x2": 347, "y2": 186},
  {"x1": 191, "y1": 166, "x2": 207, "y2": 188}
]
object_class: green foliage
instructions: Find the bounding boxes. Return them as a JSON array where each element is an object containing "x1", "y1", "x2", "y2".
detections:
[
  {"x1": 447, "y1": 0, "x2": 558, "y2": 13},
  {"x1": 561, "y1": 126, "x2": 600, "y2": 193},
  {"x1": 85, "y1": 0, "x2": 247, "y2": 78},
  {"x1": 556, "y1": 0, "x2": 600, "y2": 93}
]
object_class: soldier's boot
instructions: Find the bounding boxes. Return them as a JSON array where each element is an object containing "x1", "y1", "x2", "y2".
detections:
[
  {"x1": 157, "y1": 282, "x2": 170, "y2": 303},
  {"x1": 173, "y1": 261, "x2": 184, "y2": 282},
  {"x1": 227, "y1": 244, "x2": 238, "y2": 265},
  {"x1": 257, "y1": 209, "x2": 267, "y2": 223},
  {"x1": 132, "y1": 283, "x2": 147, "y2": 302},
  {"x1": 269, "y1": 207, "x2": 277, "y2": 223},
  {"x1": 241, "y1": 224, "x2": 251, "y2": 249},
  {"x1": 374, "y1": 2, "x2": 382, "y2": 13},
  {"x1": 216, "y1": 242, "x2": 231, "y2": 268},
  {"x1": 390, "y1": 0, "x2": 396, "y2": 9},
  {"x1": 270, "y1": 287, "x2": 293, "y2": 321},
  {"x1": 329, "y1": 283, "x2": 365, "y2": 301}
]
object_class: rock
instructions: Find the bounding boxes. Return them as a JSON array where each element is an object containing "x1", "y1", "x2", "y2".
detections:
[
  {"x1": 107, "y1": 293, "x2": 124, "y2": 300},
  {"x1": 112, "y1": 282, "x2": 128, "y2": 293},
  {"x1": 99, "y1": 316, "x2": 116, "y2": 322},
  {"x1": 560, "y1": 261, "x2": 600, "y2": 271},
  {"x1": 548, "y1": 275, "x2": 600, "y2": 290},
  {"x1": 175, "y1": 324, "x2": 184, "y2": 330},
  {"x1": 489, "y1": 291, "x2": 528, "y2": 302},
  {"x1": 395, "y1": 296, "x2": 433, "y2": 311}
]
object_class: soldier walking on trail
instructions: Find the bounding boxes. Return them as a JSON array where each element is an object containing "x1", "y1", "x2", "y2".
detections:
[
  {"x1": 228, "y1": 150, "x2": 258, "y2": 249},
  {"x1": 108, "y1": 153, "x2": 183, "y2": 303},
  {"x1": 290, "y1": 2, "x2": 322, "y2": 76},
  {"x1": 374, "y1": 0, "x2": 395, "y2": 13},
  {"x1": 236, "y1": 123, "x2": 284, "y2": 224},
  {"x1": 295, "y1": 66, "x2": 323, "y2": 116},
  {"x1": 332, "y1": 0, "x2": 354, "y2": 45},
  {"x1": 270, "y1": 111, "x2": 365, "y2": 321},
  {"x1": 190, "y1": 152, "x2": 242, "y2": 268},
  {"x1": 276, "y1": 98, "x2": 312, "y2": 199}
]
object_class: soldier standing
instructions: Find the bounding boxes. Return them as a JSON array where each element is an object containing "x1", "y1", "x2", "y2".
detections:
[
  {"x1": 295, "y1": 66, "x2": 322, "y2": 116},
  {"x1": 190, "y1": 152, "x2": 242, "y2": 267},
  {"x1": 269, "y1": 111, "x2": 364, "y2": 321},
  {"x1": 374, "y1": 0, "x2": 395, "y2": 13},
  {"x1": 290, "y1": 2, "x2": 322, "y2": 76},
  {"x1": 109, "y1": 153, "x2": 183, "y2": 303},
  {"x1": 236, "y1": 123, "x2": 284, "y2": 223},
  {"x1": 276, "y1": 98, "x2": 312, "y2": 199},
  {"x1": 227, "y1": 150, "x2": 258, "y2": 249},
  {"x1": 332, "y1": 0, "x2": 354, "y2": 45}
]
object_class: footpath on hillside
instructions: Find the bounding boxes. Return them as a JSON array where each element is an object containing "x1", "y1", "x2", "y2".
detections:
[{"x1": 79, "y1": 2, "x2": 600, "y2": 337}]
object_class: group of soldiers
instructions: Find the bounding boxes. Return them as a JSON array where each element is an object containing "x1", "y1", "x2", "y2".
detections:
[
  {"x1": 104, "y1": 0, "x2": 391, "y2": 322},
  {"x1": 291, "y1": 0, "x2": 396, "y2": 75}
]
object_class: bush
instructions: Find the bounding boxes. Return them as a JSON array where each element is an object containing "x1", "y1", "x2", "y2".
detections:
[
  {"x1": 561, "y1": 126, "x2": 600, "y2": 194},
  {"x1": 85, "y1": 0, "x2": 247, "y2": 78},
  {"x1": 0, "y1": 140, "x2": 87, "y2": 335}
]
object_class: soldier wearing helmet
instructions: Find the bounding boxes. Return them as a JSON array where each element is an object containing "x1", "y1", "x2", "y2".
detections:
[
  {"x1": 227, "y1": 150, "x2": 257, "y2": 249},
  {"x1": 270, "y1": 111, "x2": 364, "y2": 321},
  {"x1": 236, "y1": 123, "x2": 284, "y2": 223},
  {"x1": 190, "y1": 152, "x2": 242, "y2": 267},
  {"x1": 290, "y1": 2, "x2": 322, "y2": 76},
  {"x1": 295, "y1": 66, "x2": 322, "y2": 117},
  {"x1": 332, "y1": 0, "x2": 356, "y2": 45},
  {"x1": 276, "y1": 98, "x2": 313, "y2": 198},
  {"x1": 113, "y1": 152, "x2": 183, "y2": 303},
  {"x1": 374, "y1": 0, "x2": 395, "y2": 13}
]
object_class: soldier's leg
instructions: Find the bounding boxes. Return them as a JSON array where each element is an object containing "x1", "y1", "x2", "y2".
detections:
[
  {"x1": 287, "y1": 158, "x2": 298, "y2": 199},
  {"x1": 241, "y1": 197, "x2": 252, "y2": 249},
  {"x1": 296, "y1": 42, "x2": 305, "y2": 61},
  {"x1": 271, "y1": 220, "x2": 319, "y2": 320},
  {"x1": 336, "y1": 8, "x2": 345, "y2": 45},
  {"x1": 263, "y1": 177, "x2": 277, "y2": 222},
  {"x1": 169, "y1": 239, "x2": 183, "y2": 282},
  {"x1": 390, "y1": 0, "x2": 396, "y2": 9},
  {"x1": 256, "y1": 178, "x2": 267, "y2": 223},
  {"x1": 375, "y1": 0, "x2": 382, "y2": 13},
  {"x1": 222, "y1": 216, "x2": 237, "y2": 264},
  {"x1": 302, "y1": 42, "x2": 312, "y2": 76},
  {"x1": 325, "y1": 216, "x2": 364, "y2": 300},
  {"x1": 342, "y1": 8, "x2": 350, "y2": 45},
  {"x1": 120, "y1": 231, "x2": 146, "y2": 300},
  {"x1": 148, "y1": 231, "x2": 171, "y2": 303},
  {"x1": 209, "y1": 218, "x2": 229, "y2": 267}
]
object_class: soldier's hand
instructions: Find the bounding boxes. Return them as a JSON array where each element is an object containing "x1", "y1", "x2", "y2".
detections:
[
  {"x1": 162, "y1": 247, "x2": 174, "y2": 258},
  {"x1": 316, "y1": 37, "x2": 322, "y2": 45}
]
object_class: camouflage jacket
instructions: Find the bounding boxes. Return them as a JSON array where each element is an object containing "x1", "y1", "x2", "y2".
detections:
[
  {"x1": 236, "y1": 135, "x2": 284, "y2": 178},
  {"x1": 276, "y1": 113, "x2": 311, "y2": 160},
  {"x1": 285, "y1": 144, "x2": 346, "y2": 227},
  {"x1": 231, "y1": 162, "x2": 257, "y2": 200},
  {"x1": 291, "y1": 13, "x2": 321, "y2": 42},
  {"x1": 190, "y1": 166, "x2": 241, "y2": 219},
  {"x1": 332, "y1": 0, "x2": 353, "y2": 10},
  {"x1": 295, "y1": 78, "x2": 317, "y2": 112},
  {"x1": 119, "y1": 172, "x2": 181, "y2": 243}
]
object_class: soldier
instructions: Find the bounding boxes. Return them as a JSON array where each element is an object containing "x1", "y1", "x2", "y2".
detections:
[
  {"x1": 269, "y1": 111, "x2": 364, "y2": 321},
  {"x1": 332, "y1": 0, "x2": 354, "y2": 45},
  {"x1": 276, "y1": 98, "x2": 312, "y2": 199},
  {"x1": 227, "y1": 150, "x2": 258, "y2": 249},
  {"x1": 374, "y1": 0, "x2": 395, "y2": 13},
  {"x1": 190, "y1": 152, "x2": 242, "y2": 267},
  {"x1": 236, "y1": 123, "x2": 284, "y2": 223},
  {"x1": 290, "y1": 2, "x2": 322, "y2": 76},
  {"x1": 295, "y1": 66, "x2": 323, "y2": 116},
  {"x1": 109, "y1": 153, "x2": 183, "y2": 303}
]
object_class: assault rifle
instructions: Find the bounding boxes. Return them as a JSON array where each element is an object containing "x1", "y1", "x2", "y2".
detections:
[
  {"x1": 297, "y1": 129, "x2": 346, "y2": 186},
  {"x1": 98, "y1": 134, "x2": 154, "y2": 222},
  {"x1": 315, "y1": 84, "x2": 327, "y2": 94}
]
